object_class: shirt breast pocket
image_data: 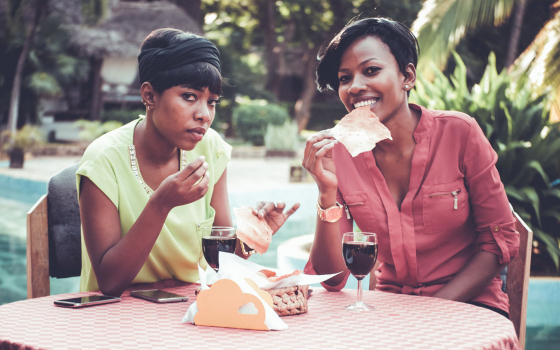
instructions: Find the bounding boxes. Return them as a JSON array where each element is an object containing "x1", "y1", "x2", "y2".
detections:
[
  {"x1": 341, "y1": 192, "x2": 377, "y2": 232},
  {"x1": 422, "y1": 180, "x2": 470, "y2": 233},
  {"x1": 196, "y1": 207, "x2": 216, "y2": 236}
]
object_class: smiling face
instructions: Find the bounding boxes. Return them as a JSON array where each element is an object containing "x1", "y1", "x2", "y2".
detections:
[
  {"x1": 150, "y1": 85, "x2": 220, "y2": 151},
  {"x1": 337, "y1": 35, "x2": 413, "y2": 124}
]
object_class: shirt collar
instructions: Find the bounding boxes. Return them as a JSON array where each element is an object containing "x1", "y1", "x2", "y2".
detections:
[{"x1": 410, "y1": 103, "x2": 433, "y2": 144}]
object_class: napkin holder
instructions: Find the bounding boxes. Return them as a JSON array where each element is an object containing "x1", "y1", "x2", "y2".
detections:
[{"x1": 193, "y1": 279, "x2": 269, "y2": 331}]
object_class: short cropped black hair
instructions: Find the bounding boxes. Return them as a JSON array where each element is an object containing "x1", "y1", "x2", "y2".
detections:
[
  {"x1": 316, "y1": 18, "x2": 419, "y2": 93},
  {"x1": 140, "y1": 28, "x2": 222, "y2": 94}
]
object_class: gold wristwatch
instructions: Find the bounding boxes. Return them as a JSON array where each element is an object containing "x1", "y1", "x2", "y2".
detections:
[
  {"x1": 316, "y1": 200, "x2": 344, "y2": 223},
  {"x1": 238, "y1": 238, "x2": 256, "y2": 256}
]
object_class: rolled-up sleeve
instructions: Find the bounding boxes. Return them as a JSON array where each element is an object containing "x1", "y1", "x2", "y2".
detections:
[
  {"x1": 303, "y1": 189, "x2": 352, "y2": 291},
  {"x1": 463, "y1": 119, "x2": 520, "y2": 264}
]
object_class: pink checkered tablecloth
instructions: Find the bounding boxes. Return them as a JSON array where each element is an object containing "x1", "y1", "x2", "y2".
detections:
[{"x1": 0, "y1": 281, "x2": 520, "y2": 350}]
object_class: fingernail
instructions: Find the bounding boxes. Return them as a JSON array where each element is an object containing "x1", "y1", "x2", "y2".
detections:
[
  {"x1": 203, "y1": 162, "x2": 209, "y2": 168},
  {"x1": 199, "y1": 155, "x2": 206, "y2": 161}
]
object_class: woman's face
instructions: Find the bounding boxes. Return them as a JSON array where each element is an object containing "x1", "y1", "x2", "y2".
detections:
[
  {"x1": 152, "y1": 85, "x2": 220, "y2": 150},
  {"x1": 337, "y1": 35, "x2": 410, "y2": 123}
]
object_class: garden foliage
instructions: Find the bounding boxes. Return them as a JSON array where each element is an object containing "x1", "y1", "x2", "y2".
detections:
[
  {"x1": 411, "y1": 52, "x2": 560, "y2": 273},
  {"x1": 233, "y1": 102, "x2": 289, "y2": 146},
  {"x1": 264, "y1": 120, "x2": 299, "y2": 152},
  {"x1": 74, "y1": 120, "x2": 122, "y2": 142}
]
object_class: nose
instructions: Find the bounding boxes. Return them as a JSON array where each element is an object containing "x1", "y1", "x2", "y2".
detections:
[
  {"x1": 194, "y1": 102, "x2": 211, "y2": 124},
  {"x1": 348, "y1": 75, "x2": 367, "y2": 96}
]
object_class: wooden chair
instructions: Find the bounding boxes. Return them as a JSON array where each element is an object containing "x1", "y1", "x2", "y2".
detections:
[
  {"x1": 27, "y1": 163, "x2": 82, "y2": 298},
  {"x1": 507, "y1": 211, "x2": 533, "y2": 350},
  {"x1": 369, "y1": 210, "x2": 532, "y2": 349}
]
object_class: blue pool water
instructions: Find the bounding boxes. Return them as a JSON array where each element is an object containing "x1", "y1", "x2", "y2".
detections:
[{"x1": 0, "y1": 172, "x2": 558, "y2": 349}]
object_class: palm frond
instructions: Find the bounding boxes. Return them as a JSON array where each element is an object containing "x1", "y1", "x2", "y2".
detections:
[
  {"x1": 511, "y1": 6, "x2": 560, "y2": 122},
  {"x1": 411, "y1": 0, "x2": 516, "y2": 78}
]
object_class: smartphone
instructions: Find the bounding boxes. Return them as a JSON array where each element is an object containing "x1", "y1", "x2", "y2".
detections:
[
  {"x1": 54, "y1": 295, "x2": 121, "y2": 308},
  {"x1": 130, "y1": 289, "x2": 189, "y2": 303}
]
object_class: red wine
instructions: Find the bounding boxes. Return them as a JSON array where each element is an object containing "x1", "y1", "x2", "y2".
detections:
[
  {"x1": 202, "y1": 236, "x2": 237, "y2": 270},
  {"x1": 343, "y1": 242, "x2": 378, "y2": 280}
]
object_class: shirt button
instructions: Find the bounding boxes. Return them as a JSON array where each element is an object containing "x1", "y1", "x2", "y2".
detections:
[{"x1": 494, "y1": 225, "x2": 500, "y2": 232}]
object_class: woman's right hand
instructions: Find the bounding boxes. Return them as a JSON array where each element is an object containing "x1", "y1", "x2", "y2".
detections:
[
  {"x1": 151, "y1": 155, "x2": 210, "y2": 212},
  {"x1": 302, "y1": 130, "x2": 338, "y2": 199}
]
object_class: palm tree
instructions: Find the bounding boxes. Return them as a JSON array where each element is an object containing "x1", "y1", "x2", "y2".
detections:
[{"x1": 411, "y1": 0, "x2": 560, "y2": 120}]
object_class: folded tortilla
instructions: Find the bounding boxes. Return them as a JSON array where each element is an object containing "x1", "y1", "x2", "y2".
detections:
[{"x1": 331, "y1": 106, "x2": 392, "y2": 157}]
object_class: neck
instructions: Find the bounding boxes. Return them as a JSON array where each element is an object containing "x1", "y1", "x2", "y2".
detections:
[
  {"x1": 375, "y1": 103, "x2": 419, "y2": 154},
  {"x1": 134, "y1": 112, "x2": 178, "y2": 166}
]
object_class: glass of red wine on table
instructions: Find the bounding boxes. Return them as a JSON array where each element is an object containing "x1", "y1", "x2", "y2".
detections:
[
  {"x1": 342, "y1": 232, "x2": 378, "y2": 311},
  {"x1": 201, "y1": 227, "x2": 237, "y2": 271}
]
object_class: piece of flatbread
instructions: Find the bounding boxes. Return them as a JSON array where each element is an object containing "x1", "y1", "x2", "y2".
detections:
[
  {"x1": 331, "y1": 106, "x2": 392, "y2": 157},
  {"x1": 233, "y1": 206, "x2": 273, "y2": 255}
]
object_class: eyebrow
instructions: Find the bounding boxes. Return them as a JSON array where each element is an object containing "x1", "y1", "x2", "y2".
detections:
[{"x1": 338, "y1": 58, "x2": 380, "y2": 72}]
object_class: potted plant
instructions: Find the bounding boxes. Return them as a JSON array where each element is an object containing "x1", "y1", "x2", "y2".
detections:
[{"x1": 1, "y1": 125, "x2": 43, "y2": 168}]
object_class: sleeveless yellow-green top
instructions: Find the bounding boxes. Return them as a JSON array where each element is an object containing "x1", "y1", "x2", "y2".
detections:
[{"x1": 76, "y1": 118, "x2": 231, "y2": 292}]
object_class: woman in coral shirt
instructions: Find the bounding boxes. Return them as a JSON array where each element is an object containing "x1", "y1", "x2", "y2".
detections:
[{"x1": 303, "y1": 18, "x2": 520, "y2": 317}]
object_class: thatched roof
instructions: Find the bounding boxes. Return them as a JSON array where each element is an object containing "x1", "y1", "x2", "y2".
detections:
[{"x1": 68, "y1": 0, "x2": 201, "y2": 59}]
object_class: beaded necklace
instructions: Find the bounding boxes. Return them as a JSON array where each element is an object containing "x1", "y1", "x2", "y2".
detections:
[{"x1": 128, "y1": 145, "x2": 187, "y2": 197}]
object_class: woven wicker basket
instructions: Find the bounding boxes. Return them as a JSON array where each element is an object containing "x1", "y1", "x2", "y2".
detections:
[{"x1": 266, "y1": 285, "x2": 308, "y2": 317}]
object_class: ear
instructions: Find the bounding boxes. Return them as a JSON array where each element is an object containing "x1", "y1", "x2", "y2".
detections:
[
  {"x1": 140, "y1": 82, "x2": 157, "y2": 110},
  {"x1": 403, "y1": 63, "x2": 417, "y2": 91}
]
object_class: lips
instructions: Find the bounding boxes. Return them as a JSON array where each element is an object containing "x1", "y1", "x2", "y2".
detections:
[{"x1": 187, "y1": 127, "x2": 206, "y2": 141}]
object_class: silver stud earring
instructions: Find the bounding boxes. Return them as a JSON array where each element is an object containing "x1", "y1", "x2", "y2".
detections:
[{"x1": 404, "y1": 84, "x2": 409, "y2": 90}]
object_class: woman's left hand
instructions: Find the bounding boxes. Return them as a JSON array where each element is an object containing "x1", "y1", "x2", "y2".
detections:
[{"x1": 252, "y1": 201, "x2": 300, "y2": 235}]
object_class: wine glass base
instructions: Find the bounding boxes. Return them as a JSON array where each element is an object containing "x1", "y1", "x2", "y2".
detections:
[{"x1": 344, "y1": 301, "x2": 374, "y2": 311}]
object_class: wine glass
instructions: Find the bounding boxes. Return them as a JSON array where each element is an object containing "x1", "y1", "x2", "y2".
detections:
[
  {"x1": 342, "y1": 232, "x2": 378, "y2": 311},
  {"x1": 201, "y1": 226, "x2": 237, "y2": 271}
]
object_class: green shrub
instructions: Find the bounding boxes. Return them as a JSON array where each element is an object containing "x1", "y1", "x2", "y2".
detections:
[
  {"x1": 74, "y1": 120, "x2": 123, "y2": 142},
  {"x1": 411, "y1": 52, "x2": 560, "y2": 274},
  {"x1": 265, "y1": 120, "x2": 299, "y2": 151},
  {"x1": 233, "y1": 102, "x2": 289, "y2": 146},
  {"x1": 101, "y1": 109, "x2": 144, "y2": 124}
]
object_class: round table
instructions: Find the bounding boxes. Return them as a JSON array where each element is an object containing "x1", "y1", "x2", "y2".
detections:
[{"x1": 0, "y1": 281, "x2": 520, "y2": 350}]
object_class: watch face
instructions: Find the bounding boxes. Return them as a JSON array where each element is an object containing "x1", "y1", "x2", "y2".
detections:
[{"x1": 325, "y1": 207, "x2": 343, "y2": 222}]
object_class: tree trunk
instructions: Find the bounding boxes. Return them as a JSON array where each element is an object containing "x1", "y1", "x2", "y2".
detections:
[
  {"x1": 173, "y1": 0, "x2": 203, "y2": 33},
  {"x1": 257, "y1": 0, "x2": 282, "y2": 94},
  {"x1": 89, "y1": 57, "x2": 104, "y2": 121},
  {"x1": 6, "y1": 0, "x2": 48, "y2": 136},
  {"x1": 294, "y1": 0, "x2": 348, "y2": 132},
  {"x1": 295, "y1": 45, "x2": 321, "y2": 132},
  {"x1": 506, "y1": 0, "x2": 528, "y2": 67}
]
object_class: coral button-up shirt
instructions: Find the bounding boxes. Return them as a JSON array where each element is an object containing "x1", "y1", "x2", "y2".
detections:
[{"x1": 304, "y1": 104, "x2": 520, "y2": 312}]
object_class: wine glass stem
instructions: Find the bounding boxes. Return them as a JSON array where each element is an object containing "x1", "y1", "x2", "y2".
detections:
[{"x1": 357, "y1": 279, "x2": 363, "y2": 304}]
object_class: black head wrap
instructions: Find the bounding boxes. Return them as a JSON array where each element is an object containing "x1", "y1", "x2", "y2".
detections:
[{"x1": 138, "y1": 36, "x2": 221, "y2": 84}]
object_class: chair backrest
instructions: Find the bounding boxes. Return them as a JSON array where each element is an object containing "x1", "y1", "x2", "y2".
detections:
[
  {"x1": 507, "y1": 211, "x2": 533, "y2": 350},
  {"x1": 26, "y1": 163, "x2": 82, "y2": 298}
]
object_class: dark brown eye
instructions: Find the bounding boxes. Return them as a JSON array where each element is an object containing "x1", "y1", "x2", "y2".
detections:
[{"x1": 183, "y1": 93, "x2": 196, "y2": 101}]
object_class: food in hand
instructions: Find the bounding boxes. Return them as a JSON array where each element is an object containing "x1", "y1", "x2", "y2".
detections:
[
  {"x1": 331, "y1": 105, "x2": 392, "y2": 157},
  {"x1": 233, "y1": 206, "x2": 273, "y2": 254}
]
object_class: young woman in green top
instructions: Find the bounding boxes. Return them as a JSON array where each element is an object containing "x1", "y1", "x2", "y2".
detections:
[{"x1": 77, "y1": 28, "x2": 299, "y2": 296}]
